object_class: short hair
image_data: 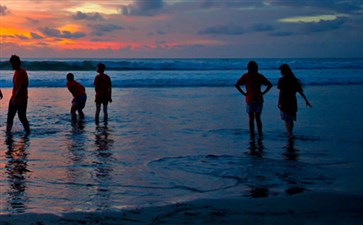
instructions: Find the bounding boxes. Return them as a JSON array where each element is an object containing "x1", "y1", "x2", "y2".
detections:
[
  {"x1": 67, "y1": 73, "x2": 74, "y2": 81},
  {"x1": 97, "y1": 63, "x2": 106, "y2": 73},
  {"x1": 10, "y1": 55, "x2": 21, "y2": 65},
  {"x1": 247, "y1": 61, "x2": 258, "y2": 73}
]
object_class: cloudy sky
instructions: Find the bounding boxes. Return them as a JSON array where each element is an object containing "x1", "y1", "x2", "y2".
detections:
[{"x1": 0, "y1": 0, "x2": 362, "y2": 58}]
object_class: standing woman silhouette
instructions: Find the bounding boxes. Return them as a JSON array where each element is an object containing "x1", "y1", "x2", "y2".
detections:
[{"x1": 278, "y1": 64, "x2": 311, "y2": 138}]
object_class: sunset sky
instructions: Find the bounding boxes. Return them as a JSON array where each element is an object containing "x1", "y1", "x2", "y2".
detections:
[{"x1": 0, "y1": 0, "x2": 362, "y2": 58}]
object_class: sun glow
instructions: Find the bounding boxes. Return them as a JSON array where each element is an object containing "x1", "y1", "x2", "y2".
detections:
[
  {"x1": 67, "y1": 3, "x2": 119, "y2": 15},
  {"x1": 279, "y1": 14, "x2": 345, "y2": 23}
]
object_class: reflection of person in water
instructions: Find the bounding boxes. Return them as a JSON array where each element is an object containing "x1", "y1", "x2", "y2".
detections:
[
  {"x1": 94, "y1": 126, "x2": 114, "y2": 209},
  {"x1": 283, "y1": 138, "x2": 299, "y2": 161},
  {"x1": 5, "y1": 136, "x2": 30, "y2": 213},
  {"x1": 247, "y1": 136, "x2": 264, "y2": 158},
  {"x1": 95, "y1": 126, "x2": 114, "y2": 170}
]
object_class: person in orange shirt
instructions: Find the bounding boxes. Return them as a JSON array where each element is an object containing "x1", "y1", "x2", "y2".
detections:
[
  {"x1": 235, "y1": 61, "x2": 272, "y2": 136},
  {"x1": 7, "y1": 55, "x2": 30, "y2": 135},
  {"x1": 66, "y1": 73, "x2": 87, "y2": 121},
  {"x1": 93, "y1": 63, "x2": 112, "y2": 125}
]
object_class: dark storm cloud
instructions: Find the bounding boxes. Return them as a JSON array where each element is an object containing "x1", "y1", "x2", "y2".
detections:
[
  {"x1": 89, "y1": 23, "x2": 123, "y2": 36},
  {"x1": 0, "y1": 5, "x2": 10, "y2": 16},
  {"x1": 15, "y1": 34, "x2": 29, "y2": 40},
  {"x1": 73, "y1": 11, "x2": 104, "y2": 21},
  {"x1": 248, "y1": 23, "x2": 275, "y2": 32},
  {"x1": 26, "y1": 17, "x2": 40, "y2": 24},
  {"x1": 199, "y1": 23, "x2": 275, "y2": 35},
  {"x1": 30, "y1": 32, "x2": 43, "y2": 39},
  {"x1": 268, "y1": 31, "x2": 295, "y2": 37},
  {"x1": 300, "y1": 17, "x2": 346, "y2": 33},
  {"x1": 199, "y1": 0, "x2": 265, "y2": 9},
  {"x1": 120, "y1": 0, "x2": 165, "y2": 16},
  {"x1": 268, "y1": 0, "x2": 363, "y2": 14},
  {"x1": 199, "y1": 25, "x2": 245, "y2": 35},
  {"x1": 39, "y1": 27, "x2": 86, "y2": 39}
]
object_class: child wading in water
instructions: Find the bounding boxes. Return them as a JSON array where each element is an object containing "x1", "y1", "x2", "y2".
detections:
[
  {"x1": 278, "y1": 64, "x2": 311, "y2": 138},
  {"x1": 235, "y1": 61, "x2": 272, "y2": 136},
  {"x1": 66, "y1": 73, "x2": 87, "y2": 121},
  {"x1": 94, "y1": 63, "x2": 112, "y2": 125}
]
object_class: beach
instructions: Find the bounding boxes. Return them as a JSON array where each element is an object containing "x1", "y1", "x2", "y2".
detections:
[{"x1": 1, "y1": 84, "x2": 363, "y2": 224}]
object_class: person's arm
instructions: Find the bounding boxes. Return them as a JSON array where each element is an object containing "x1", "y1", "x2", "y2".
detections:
[
  {"x1": 67, "y1": 82, "x2": 76, "y2": 98},
  {"x1": 108, "y1": 79, "x2": 112, "y2": 103},
  {"x1": 235, "y1": 83, "x2": 246, "y2": 96},
  {"x1": 298, "y1": 90, "x2": 312, "y2": 107},
  {"x1": 12, "y1": 74, "x2": 27, "y2": 103},
  {"x1": 262, "y1": 81, "x2": 272, "y2": 95},
  {"x1": 278, "y1": 90, "x2": 282, "y2": 109},
  {"x1": 235, "y1": 76, "x2": 246, "y2": 96}
]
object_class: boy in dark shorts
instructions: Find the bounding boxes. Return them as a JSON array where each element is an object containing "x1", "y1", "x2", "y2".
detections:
[
  {"x1": 94, "y1": 63, "x2": 112, "y2": 125},
  {"x1": 66, "y1": 73, "x2": 87, "y2": 121},
  {"x1": 7, "y1": 55, "x2": 30, "y2": 135},
  {"x1": 235, "y1": 61, "x2": 272, "y2": 136}
]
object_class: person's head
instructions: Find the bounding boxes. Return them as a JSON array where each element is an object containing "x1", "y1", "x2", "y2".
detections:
[
  {"x1": 247, "y1": 61, "x2": 258, "y2": 74},
  {"x1": 279, "y1": 63, "x2": 302, "y2": 87},
  {"x1": 67, "y1": 73, "x2": 74, "y2": 81},
  {"x1": 279, "y1": 64, "x2": 293, "y2": 76},
  {"x1": 9, "y1": 55, "x2": 21, "y2": 70},
  {"x1": 96, "y1": 63, "x2": 106, "y2": 73}
]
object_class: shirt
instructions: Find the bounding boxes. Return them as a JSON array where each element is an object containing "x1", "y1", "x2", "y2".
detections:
[
  {"x1": 11, "y1": 68, "x2": 28, "y2": 105},
  {"x1": 66, "y1": 80, "x2": 86, "y2": 98},
  {"x1": 236, "y1": 72, "x2": 271, "y2": 103},
  {"x1": 278, "y1": 76, "x2": 302, "y2": 114},
  {"x1": 94, "y1": 73, "x2": 111, "y2": 98}
]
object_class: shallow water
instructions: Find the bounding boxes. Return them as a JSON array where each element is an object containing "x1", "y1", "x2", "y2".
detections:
[{"x1": 0, "y1": 86, "x2": 362, "y2": 214}]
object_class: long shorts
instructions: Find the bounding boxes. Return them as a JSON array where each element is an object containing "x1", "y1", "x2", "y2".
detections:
[
  {"x1": 246, "y1": 102, "x2": 263, "y2": 114},
  {"x1": 280, "y1": 111, "x2": 296, "y2": 121},
  {"x1": 73, "y1": 94, "x2": 87, "y2": 109},
  {"x1": 95, "y1": 96, "x2": 110, "y2": 104}
]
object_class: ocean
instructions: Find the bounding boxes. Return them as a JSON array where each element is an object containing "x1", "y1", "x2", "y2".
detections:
[
  {"x1": 0, "y1": 58, "x2": 362, "y2": 88},
  {"x1": 0, "y1": 58, "x2": 362, "y2": 216}
]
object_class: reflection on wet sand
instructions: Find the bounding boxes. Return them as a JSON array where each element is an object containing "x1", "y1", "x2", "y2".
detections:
[
  {"x1": 246, "y1": 136, "x2": 306, "y2": 198},
  {"x1": 283, "y1": 138, "x2": 299, "y2": 161},
  {"x1": 5, "y1": 135, "x2": 30, "y2": 213},
  {"x1": 246, "y1": 136, "x2": 264, "y2": 158},
  {"x1": 94, "y1": 125, "x2": 115, "y2": 210},
  {"x1": 282, "y1": 137, "x2": 306, "y2": 195},
  {"x1": 67, "y1": 120, "x2": 87, "y2": 178}
]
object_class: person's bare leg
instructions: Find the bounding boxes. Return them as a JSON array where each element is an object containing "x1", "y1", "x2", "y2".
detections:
[
  {"x1": 248, "y1": 113, "x2": 255, "y2": 136},
  {"x1": 18, "y1": 104, "x2": 30, "y2": 134},
  {"x1": 103, "y1": 103, "x2": 108, "y2": 123},
  {"x1": 255, "y1": 112, "x2": 263, "y2": 136},
  {"x1": 71, "y1": 102, "x2": 78, "y2": 121},
  {"x1": 284, "y1": 120, "x2": 294, "y2": 138},
  {"x1": 95, "y1": 103, "x2": 101, "y2": 125}
]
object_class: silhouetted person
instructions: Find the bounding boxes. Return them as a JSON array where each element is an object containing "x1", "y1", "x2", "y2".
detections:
[
  {"x1": 0, "y1": 89, "x2": 3, "y2": 100},
  {"x1": 235, "y1": 61, "x2": 272, "y2": 136},
  {"x1": 7, "y1": 55, "x2": 30, "y2": 135},
  {"x1": 278, "y1": 64, "x2": 311, "y2": 138},
  {"x1": 94, "y1": 63, "x2": 112, "y2": 125},
  {"x1": 66, "y1": 73, "x2": 87, "y2": 121}
]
